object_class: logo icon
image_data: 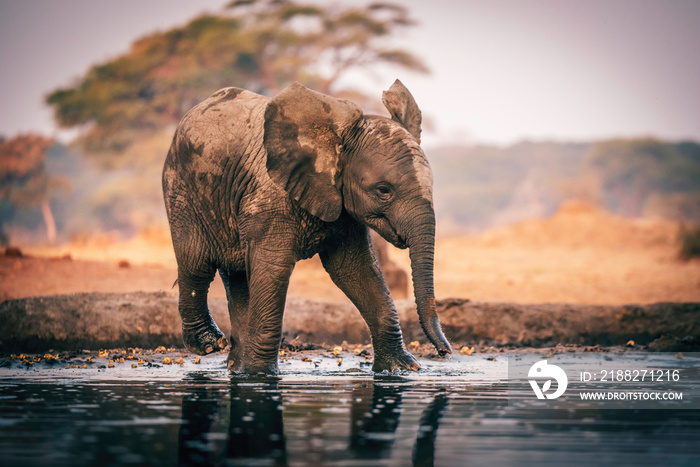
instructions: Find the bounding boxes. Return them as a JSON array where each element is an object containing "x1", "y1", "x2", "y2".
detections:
[{"x1": 528, "y1": 360, "x2": 568, "y2": 399}]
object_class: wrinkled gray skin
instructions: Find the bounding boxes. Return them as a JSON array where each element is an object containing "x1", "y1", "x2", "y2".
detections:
[{"x1": 163, "y1": 80, "x2": 452, "y2": 374}]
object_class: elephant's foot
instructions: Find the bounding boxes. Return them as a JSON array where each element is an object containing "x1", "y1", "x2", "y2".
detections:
[
  {"x1": 372, "y1": 347, "x2": 421, "y2": 372},
  {"x1": 182, "y1": 318, "x2": 228, "y2": 355},
  {"x1": 227, "y1": 357, "x2": 279, "y2": 375},
  {"x1": 226, "y1": 341, "x2": 280, "y2": 375}
]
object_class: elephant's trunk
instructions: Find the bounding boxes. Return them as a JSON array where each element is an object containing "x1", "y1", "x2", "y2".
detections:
[{"x1": 405, "y1": 209, "x2": 452, "y2": 356}]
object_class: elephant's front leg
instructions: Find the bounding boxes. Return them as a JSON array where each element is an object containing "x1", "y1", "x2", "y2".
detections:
[
  {"x1": 229, "y1": 245, "x2": 294, "y2": 374},
  {"x1": 320, "y1": 226, "x2": 420, "y2": 372}
]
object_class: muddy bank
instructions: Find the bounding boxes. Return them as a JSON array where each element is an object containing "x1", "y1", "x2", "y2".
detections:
[
  {"x1": 428, "y1": 298, "x2": 700, "y2": 349},
  {"x1": 0, "y1": 292, "x2": 698, "y2": 352}
]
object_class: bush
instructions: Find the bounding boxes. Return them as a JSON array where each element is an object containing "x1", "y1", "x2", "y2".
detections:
[{"x1": 678, "y1": 224, "x2": 700, "y2": 260}]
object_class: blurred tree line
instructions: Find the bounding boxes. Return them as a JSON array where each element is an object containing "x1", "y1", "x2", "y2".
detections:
[
  {"x1": 430, "y1": 138, "x2": 700, "y2": 232},
  {"x1": 5, "y1": 132, "x2": 700, "y2": 246},
  {"x1": 0, "y1": 134, "x2": 69, "y2": 245}
]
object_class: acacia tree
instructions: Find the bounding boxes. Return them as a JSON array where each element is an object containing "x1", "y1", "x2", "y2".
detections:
[
  {"x1": 0, "y1": 134, "x2": 67, "y2": 243},
  {"x1": 46, "y1": 0, "x2": 427, "y2": 165}
]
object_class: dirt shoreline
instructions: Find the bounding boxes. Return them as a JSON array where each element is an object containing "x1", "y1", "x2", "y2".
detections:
[{"x1": 1, "y1": 292, "x2": 698, "y2": 353}]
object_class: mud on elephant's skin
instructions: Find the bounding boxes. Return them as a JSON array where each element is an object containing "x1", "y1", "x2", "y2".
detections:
[{"x1": 162, "y1": 79, "x2": 452, "y2": 374}]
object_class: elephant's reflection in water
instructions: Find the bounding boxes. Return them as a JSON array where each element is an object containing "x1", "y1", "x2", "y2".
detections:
[
  {"x1": 227, "y1": 379, "x2": 287, "y2": 465},
  {"x1": 412, "y1": 389, "x2": 449, "y2": 467},
  {"x1": 177, "y1": 375, "x2": 222, "y2": 466},
  {"x1": 177, "y1": 376, "x2": 286, "y2": 466},
  {"x1": 350, "y1": 381, "x2": 405, "y2": 459},
  {"x1": 350, "y1": 380, "x2": 449, "y2": 466},
  {"x1": 177, "y1": 377, "x2": 448, "y2": 466}
]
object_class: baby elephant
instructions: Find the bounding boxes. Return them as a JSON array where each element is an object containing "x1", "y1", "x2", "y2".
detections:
[{"x1": 162, "y1": 79, "x2": 451, "y2": 374}]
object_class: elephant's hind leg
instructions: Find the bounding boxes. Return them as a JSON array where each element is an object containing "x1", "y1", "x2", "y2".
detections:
[
  {"x1": 219, "y1": 269, "x2": 250, "y2": 371},
  {"x1": 229, "y1": 246, "x2": 294, "y2": 374},
  {"x1": 178, "y1": 264, "x2": 227, "y2": 355}
]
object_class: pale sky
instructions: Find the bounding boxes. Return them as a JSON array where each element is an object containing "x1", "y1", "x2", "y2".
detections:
[{"x1": 1, "y1": 0, "x2": 699, "y2": 147}]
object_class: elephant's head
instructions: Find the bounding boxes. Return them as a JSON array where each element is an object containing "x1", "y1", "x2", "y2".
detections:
[{"x1": 264, "y1": 80, "x2": 451, "y2": 356}]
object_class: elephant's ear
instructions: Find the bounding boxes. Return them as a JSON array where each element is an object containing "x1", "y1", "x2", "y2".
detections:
[
  {"x1": 264, "y1": 82, "x2": 362, "y2": 222},
  {"x1": 381, "y1": 79, "x2": 422, "y2": 144}
]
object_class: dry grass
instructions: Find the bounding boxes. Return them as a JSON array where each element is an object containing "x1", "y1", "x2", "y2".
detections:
[{"x1": 394, "y1": 200, "x2": 700, "y2": 304}]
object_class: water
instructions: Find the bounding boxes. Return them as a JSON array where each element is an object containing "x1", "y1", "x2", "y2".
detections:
[{"x1": 1, "y1": 353, "x2": 699, "y2": 466}]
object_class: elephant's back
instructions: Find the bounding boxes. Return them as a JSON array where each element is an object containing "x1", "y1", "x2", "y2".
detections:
[
  {"x1": 164, "y1": 87, "x2": 270, "y2": 202},
  {"x1": 173, "y1": 88, "x2": 269, "y2": 166},
  {"x1": 163, "y1": 88, "x2": 271, "y2": 263}
]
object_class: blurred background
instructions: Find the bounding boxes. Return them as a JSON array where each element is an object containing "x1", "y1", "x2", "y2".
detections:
[{"x1": 1, "y1": 0, "x2": 699, "y2": 304}]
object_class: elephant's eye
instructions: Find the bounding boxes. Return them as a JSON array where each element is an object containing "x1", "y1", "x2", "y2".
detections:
[{"x1": 375, "y1": 184, "x2": 393, "y2": 201}]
